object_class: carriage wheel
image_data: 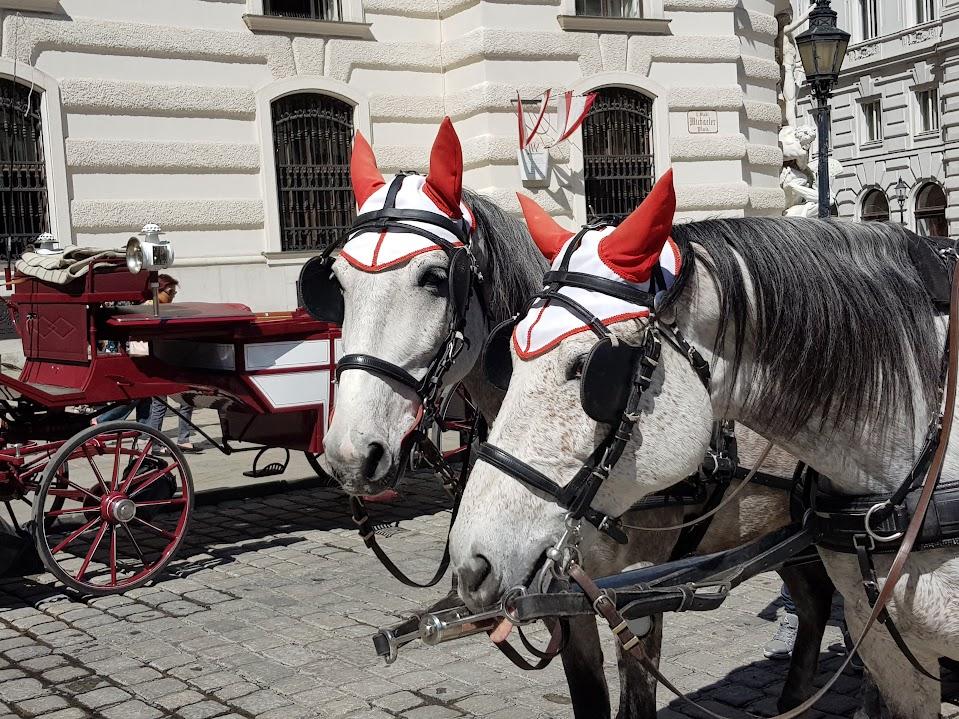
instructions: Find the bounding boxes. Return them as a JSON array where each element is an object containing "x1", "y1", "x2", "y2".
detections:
[{"x1": 32, "y1": 421, "x2": 194, "y2": 596}]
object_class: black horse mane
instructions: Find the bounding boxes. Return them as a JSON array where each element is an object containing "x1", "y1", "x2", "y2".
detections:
[
  {"x1": 464, "y1": 189, "x2": 548, "y2": 325},
  {"x1": 661, "y1": 217, "x2": 942, "y2": 436}
]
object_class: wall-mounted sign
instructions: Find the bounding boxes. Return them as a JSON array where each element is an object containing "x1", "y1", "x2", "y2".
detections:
[{"x1": 687, "y1": 111, "x2": 718, "y2": 134}]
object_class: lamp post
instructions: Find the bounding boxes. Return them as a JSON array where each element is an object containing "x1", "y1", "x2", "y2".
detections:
[
  {"x1": 894, "y1": 177, "x2": 909, "y2": 226},
  {"x1": 795, "y1": 0, "x2": 851, "y2": 219}
]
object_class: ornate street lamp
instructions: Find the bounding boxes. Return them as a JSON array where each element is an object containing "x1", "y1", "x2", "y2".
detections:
[
  {"x1": 795, "y1": 0, "x2": 851, "y2": 219},
  {"x1": 894, "y1": 177, "x2": 909, "y2": 225}
]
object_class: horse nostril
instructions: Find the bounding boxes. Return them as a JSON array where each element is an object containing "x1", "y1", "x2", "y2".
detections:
[
  {"x1": 460, "y1": 554, "x2": 492, "y2": 595},
  {"x1": 361, "y1": 442, "x2": 386, "y2": 480}
]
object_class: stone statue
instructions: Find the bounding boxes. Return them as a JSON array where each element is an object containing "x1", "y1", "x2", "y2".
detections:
[
  {"x1": 778, "y1": 7, "x2": 812, "y2": 129},
  {"x1": 780, "y1": 125, "x2": 843, "y2": 217}
]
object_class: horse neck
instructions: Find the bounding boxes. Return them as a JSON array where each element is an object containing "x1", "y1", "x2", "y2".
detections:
[{"x1": 673, "y1": 260, "x2": 939, "y2": 496}]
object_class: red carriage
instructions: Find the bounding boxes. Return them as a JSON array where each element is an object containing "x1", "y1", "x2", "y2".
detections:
[{"x1": 0, "y1": 250, "x2": 342, "y2": 595}]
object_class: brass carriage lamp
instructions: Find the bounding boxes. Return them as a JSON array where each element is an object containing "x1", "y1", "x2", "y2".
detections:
[
  {"x1": 35, "y1": 233, "x2": 61, "y2": 255},
  {"x1": 126, "y1": 224, "x2": 175, "y2": 316}
]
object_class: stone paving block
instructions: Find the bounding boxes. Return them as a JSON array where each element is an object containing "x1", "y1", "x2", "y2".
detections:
[
  {"x1": 374, "y1": 690, "x2": 423, "y2": 713},
  {"x1": 75, "y1": 686, "x2": 133, "y2": 709},
  {"x1": 36, "y1": 710, "x2": 89, "y2": 719},
  {"x1": 40, "y1": 666, "x2": 89, "y2": 683},
  {"x1": 0, "y1": 678, "x2": 44, "y2": 702},
  {"x1": 0, "y1": 669, "x2": 25, "y2": 683},
  {"x1": 99, "y1": 699, "x2": 165, "y2": 719},
  {"x1": 230, "y1": 688, "x2": 293, "y2": 713},
  {"x1": 453, "y1": 693, "x2": 509, "y2": 716},
  {"x1": 401, "y1": 705, "x2": 462, "y2": 719},
  {"x1": 131, "y1": 677, "x2": 189, "y2": 700},
  {"x1": 213, "y1": 681, "x2": 260, "y2": 701},
  {"x1": 177, "y1": 700, "x2": 231, "y2": 719},
  {"x1": 155, "y1": 689, "x2": 206, "y2": 710},
  {"x1": 14, "y1": 694, "x2": 70, "y2": 715}
]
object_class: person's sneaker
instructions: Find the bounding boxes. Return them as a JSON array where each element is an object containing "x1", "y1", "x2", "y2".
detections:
[{"x1": 764, "y1": 612, "x2": 799, "y2": 659}]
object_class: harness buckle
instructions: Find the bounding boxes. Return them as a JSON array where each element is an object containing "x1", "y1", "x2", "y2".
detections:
[{"x1": 864, "y1": 502, "x2": 904, "y2": 544}]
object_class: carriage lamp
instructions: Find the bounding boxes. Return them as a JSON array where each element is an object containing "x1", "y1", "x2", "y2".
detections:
[
  {"x1": 35, "y1": 233, "x2": 61, "y2": 255},
  {"x1": 795, "y1": 0, "x2": 850, "y2": 218},
  {"x1": 894, "y1": 177, "x2": 909, "y2": 226},
  {"x1": 126, "y1": 224, "x2": 175, "y2": 317},
  {"x1": 125, "y1": 224, "x2": 175, "y2": 274}
]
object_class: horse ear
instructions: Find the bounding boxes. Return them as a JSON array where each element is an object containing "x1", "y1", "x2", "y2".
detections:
[
  {"x1": 599, "y1": 169, "x2": 676, "y2": 283},
  {"x1": 424, "y1": 117, "x2": 463, "y2": 218},
  {"x1": 517, "y1": 193, "x2": 573, "y2": 262},
  {"x1": 351, "y1": 132, "x2": 385, "y2": 208}
]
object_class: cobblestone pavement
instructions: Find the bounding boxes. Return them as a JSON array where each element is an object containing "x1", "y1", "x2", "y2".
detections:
[{"x1": 1, "y1": 463, "x2": 957, "y2": 719}]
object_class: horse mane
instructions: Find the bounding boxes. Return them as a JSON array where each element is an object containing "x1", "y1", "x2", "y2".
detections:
[
  {"x1": 464, "y1": 189, "x2": 548, "y2": 325},
  {"x1": 663, "y1": 217, "x2": 942, "y2": 436}
]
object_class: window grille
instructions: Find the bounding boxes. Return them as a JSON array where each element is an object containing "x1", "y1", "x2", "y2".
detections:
[
  {"x1": 0, "y1": 79, "x2": 48, "y2": 259},
  {"x1": 272, "y1": 93, "x2": 354, "y2": 253},
  {"x1": 860, "y1": 189, "x2": 889, "y2": 222},
  {"x1": 264, "y1": 0, "x2": 343, "y2": 21},
  {"x1": 581, "y1": 88, "x2": 654, "y2": 225}
]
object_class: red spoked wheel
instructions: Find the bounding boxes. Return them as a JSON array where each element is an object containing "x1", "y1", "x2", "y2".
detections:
[{"x1": 32, "y1": 421, "x2": 194, "y2": 595}]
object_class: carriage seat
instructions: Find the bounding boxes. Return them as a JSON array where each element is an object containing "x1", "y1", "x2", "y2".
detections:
[{"x1": 105, "y1": 302, "x2": 255, "y2": 329}]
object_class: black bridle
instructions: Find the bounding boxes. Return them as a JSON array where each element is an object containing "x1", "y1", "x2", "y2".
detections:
[
  {"x1": 301, "y1": 173, "x2": 488, "y2": 588},
  {"x1": 476, "y1": 226, "x2": 711, "y2": 544}
]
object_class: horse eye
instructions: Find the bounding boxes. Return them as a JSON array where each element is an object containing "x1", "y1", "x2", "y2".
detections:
[
  {"x1": 418, "y1": 269, "x2": 447, "y2": 293},
  {"x1": 566, "y1": 354, "x2": 587, "y2": 381}
]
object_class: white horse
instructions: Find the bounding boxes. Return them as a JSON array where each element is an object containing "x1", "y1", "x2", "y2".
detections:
[
  {"x1": 450, "y1": 170, "x2": 959, "y2": 719},
  {"x1": 318, "y1": 121, "x2": 836, "y2": 718}
]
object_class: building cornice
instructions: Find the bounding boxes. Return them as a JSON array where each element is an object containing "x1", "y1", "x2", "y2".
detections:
[{"x1": 242, "y1": 14, "x2": 373, "y2": 40}]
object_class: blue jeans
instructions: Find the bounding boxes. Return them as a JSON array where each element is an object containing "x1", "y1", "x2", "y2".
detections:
[
  {"x1": 97, "y1": 399, "x2": 150, "y2": 423},
  {"x1": 780, "y1": 584, "x2": 796, "y2": 614},
  {"x1": 146, "y1": 397, "x2": 194, "y2": 445}
]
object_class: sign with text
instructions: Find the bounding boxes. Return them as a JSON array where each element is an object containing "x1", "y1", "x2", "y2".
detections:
[{"x1": 687, "y1": 111, "x2": 718, "y2": 134}]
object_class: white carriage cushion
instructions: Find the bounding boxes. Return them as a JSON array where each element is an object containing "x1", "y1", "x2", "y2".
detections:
[
  {"x1": 512, "y1": 229, "x2": 680, "y2": 359},
  {"x1": 16, "y1": 247, "x2": 125, "y2": 285},
  {"x1": 339, "y1": 174, "x2": 474, "y2": 273}
]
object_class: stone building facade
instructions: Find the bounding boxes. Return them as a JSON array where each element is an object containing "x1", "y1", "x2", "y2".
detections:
[
  {"x1": 790, "y1": 0, "x2": 955, "y2": 235},
  {"x1": 1, "y1": 0, "x2": 787, "y2": 310}
]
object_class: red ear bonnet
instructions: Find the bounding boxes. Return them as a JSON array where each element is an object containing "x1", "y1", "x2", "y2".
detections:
[
  {"x1": 599, "y1": 169, "x2": 676, "y2": 283},
  {"x1": 350, "y1": 132, "x2": 385, "y2": 208},
  {"x1": 516, "y1": 193, "x2": 574, "y2": 262},
  {"x1": 424, "y1": 117, "x2": 464, "y2": 218}
]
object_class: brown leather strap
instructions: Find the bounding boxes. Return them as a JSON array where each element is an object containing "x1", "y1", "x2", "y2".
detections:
[
  {"x1": 491, "y1": 619, "x2": 566, "y2": 671},
  {"x1": 569, "y1": 260, "x2": 959, "y2": 718}
]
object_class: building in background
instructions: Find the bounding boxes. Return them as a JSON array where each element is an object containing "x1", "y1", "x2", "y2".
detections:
[
  {"x1": 1, "y1": 0, "x2": 787, "y2": 310},
  {"x1": 791, "y1": 0, "x2": 956, "y2": 234}
]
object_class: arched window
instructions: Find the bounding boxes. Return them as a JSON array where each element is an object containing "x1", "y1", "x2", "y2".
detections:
[
  {"x1": 582, "y1": 87, "x2": 654, "y2": 224},
  {"x1": 860, "y1": 188, "x2": 889, "y2": 222},
  {"x1": 915, "y1": 182, "x2": 947, "y2": 237},
  {"x1": 1, "y1": 78, "x2": 49, "y2": 257},
  {"x1": 271, "y1": 93, "x2": 354, "y2": 252}
]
